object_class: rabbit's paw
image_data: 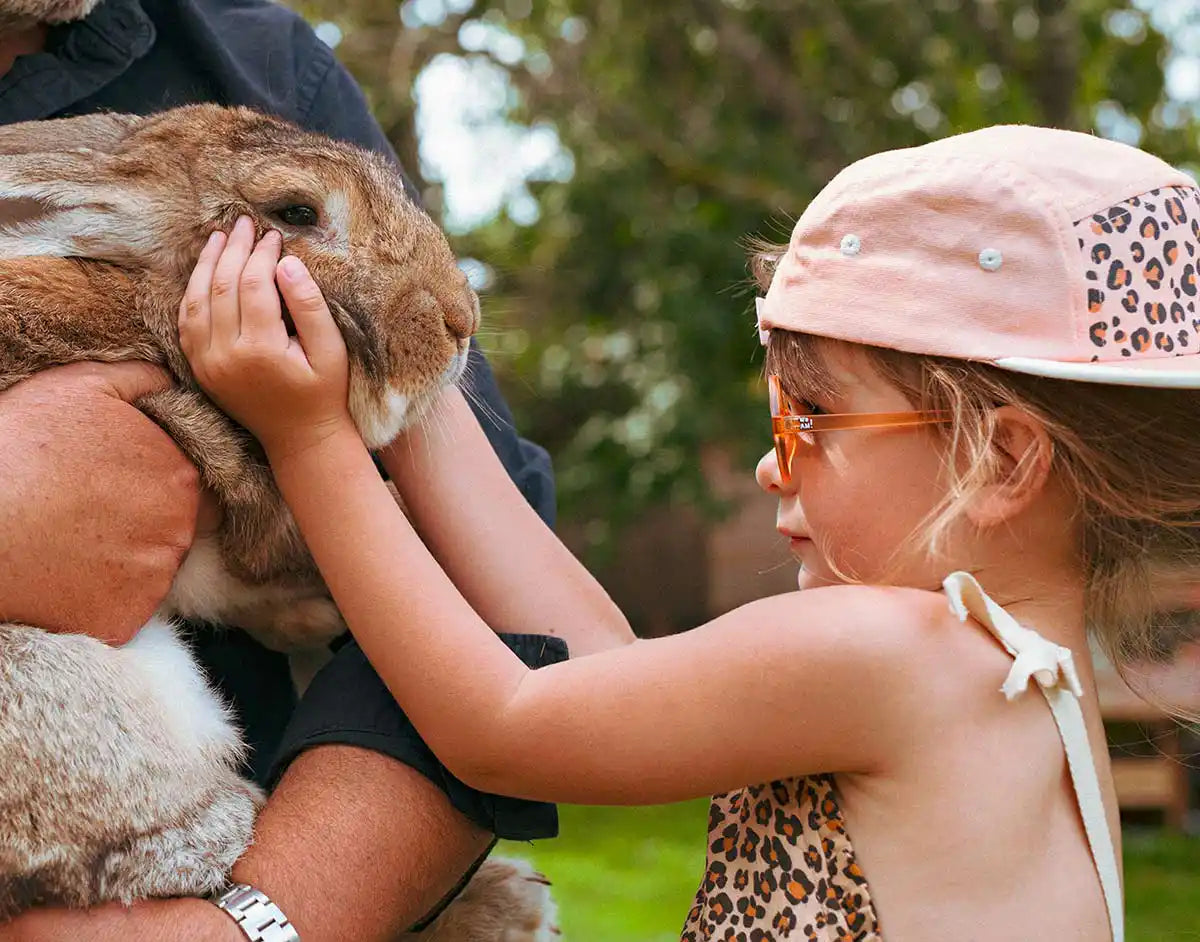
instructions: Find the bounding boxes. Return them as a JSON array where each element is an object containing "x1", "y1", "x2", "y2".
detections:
[{"x1": 405, "y1": 856, "x2": 560, "y2": 942}]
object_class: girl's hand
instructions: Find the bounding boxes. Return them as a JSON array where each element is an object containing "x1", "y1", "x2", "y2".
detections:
[{"x1": 178, "y1": 215, "x2": 353, "y2": 460}]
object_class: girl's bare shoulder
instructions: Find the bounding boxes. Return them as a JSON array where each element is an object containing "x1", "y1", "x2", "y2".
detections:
[
  {"x1": 728, "y1": 583, "x2": 959, "y2": 647},
  {"x1": 718, "y1": 583, "x2": 1010, "y2": 699}
]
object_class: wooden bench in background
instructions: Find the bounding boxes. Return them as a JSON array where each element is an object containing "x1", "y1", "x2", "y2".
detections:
[{"x1": 1094, "y1": 645, "x2": 1199, "y2": 832}]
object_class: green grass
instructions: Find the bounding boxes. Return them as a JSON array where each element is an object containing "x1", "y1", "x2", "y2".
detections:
[
  {"x1": 1125, "y1": 830, "x2": 1200, "y2": 941},
  {"x1": 500, "y1": 803, "x2": 1200, "y2": 941},
  {"x1": 499, "y1": 802, "x2": 706, "y2": 941}
]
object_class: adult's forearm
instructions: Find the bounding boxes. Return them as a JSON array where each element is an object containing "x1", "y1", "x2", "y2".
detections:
[
  {"x1": 381, "y1": 387, "x2": 635, "y2": 656},
  {"x1": 231, "y1": 743, "x2": 493, "y2": 942},
  {"x1": 0, "y1": 898, "x2": 240, "y2": 942}
]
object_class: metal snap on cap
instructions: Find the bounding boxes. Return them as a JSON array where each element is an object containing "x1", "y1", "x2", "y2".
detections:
[
  {"x1": 840, "y1": 234, "x2": 861, "y2": 256},
  {"x1": 978, "y1": 248, "x2": 1003, "y2": 271}
]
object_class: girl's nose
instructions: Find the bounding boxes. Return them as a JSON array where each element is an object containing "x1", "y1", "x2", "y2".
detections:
[{"x1": 756, "y1": 448, "x2": 784, "y2": 494}]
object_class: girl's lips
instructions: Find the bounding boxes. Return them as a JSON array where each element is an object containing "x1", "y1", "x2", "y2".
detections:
[
  {"x1": 779, "y1": 530, "x2": 812, "y2": 555},
  {"x1": 778, "y1": 528, "x2": 811, "y2": 543}
]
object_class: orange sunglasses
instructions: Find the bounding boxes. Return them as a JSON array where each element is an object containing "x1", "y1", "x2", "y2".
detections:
[{"x1": 768, "y1": 373, "x2": 951, "y2": 484}]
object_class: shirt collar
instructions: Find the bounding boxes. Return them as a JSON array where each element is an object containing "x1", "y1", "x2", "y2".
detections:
[{"x1": 0, "y1": 0, "x2": 155, "y2": 123}]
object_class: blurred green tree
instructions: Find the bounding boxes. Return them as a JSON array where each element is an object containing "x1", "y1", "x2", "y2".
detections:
[{"x1": 289, "y1": 0, "x2": 1200, "y2": 557}]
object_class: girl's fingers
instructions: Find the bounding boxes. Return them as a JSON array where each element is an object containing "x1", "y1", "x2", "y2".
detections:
[
  {"x1": 277, "y1": 255, "x2": 345, "y2": 368},
  {"x1": 238, "y1": 229, "x2": 287, "y2": 344},
  {"x1": 178, "y1": 229, "x2": 227, "y2": 356},
  {"x1": 209, "y1": 215, "x2": 256, "y2": 347}
]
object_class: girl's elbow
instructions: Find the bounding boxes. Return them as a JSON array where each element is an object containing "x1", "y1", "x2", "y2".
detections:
[
  {"x1": 607, "y1": 621, "x2": 637, "y2": 648},
  {"x1": 439, "y1": 728, "x2": 543, "y2": 798},
  {"x1": 446, "y1": 752, "x2": 529, "y2": 798},
  {"x1": 437, "y1": 735, "x2": 516, "y2": 791}
]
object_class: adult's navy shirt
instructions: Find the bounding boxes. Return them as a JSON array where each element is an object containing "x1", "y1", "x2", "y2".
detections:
[{"x1": 0, "y1": 0, "x2": 562, "y2": 840}]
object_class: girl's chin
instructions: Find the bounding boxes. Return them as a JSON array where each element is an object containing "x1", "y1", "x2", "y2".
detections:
[{"x1": 796, "y1": 565, "x2": 839, "y2": 592}]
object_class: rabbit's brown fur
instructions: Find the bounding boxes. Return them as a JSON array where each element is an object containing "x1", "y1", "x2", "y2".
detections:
[
  {"x1": 0, "y1": 104, "x2": 479, "y2": 649},
  {"x1": 0, "y1": 106, "x2": 558, "y2": 938}
]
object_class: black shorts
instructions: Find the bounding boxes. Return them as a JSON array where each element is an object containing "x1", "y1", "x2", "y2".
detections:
[{"x1": 267, "y1": 632, "x2": 569, "y2": 841}]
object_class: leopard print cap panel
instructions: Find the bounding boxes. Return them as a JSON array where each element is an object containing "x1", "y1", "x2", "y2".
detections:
[
  {"x1": 1077, "y1": 185, "x2": 1200, "y2": 360},
  {"x1": 680, "y1": 774, "x2": 880, "y2": 942}
]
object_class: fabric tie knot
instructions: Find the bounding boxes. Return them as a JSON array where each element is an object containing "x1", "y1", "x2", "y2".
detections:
[
  {"x1": 999, "y1": 627, "x2": 1084, "y2": 701},
  {"x1": 942, "y1": 571, "x2": 1084, "y2": 701}
]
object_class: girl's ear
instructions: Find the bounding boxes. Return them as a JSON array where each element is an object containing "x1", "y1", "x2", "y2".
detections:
[
  {"x1": 965, "y1": 405, "x2": 1055, "y2": 528},
  {"x1": 0, "y1": 113, "x2": 152, "y2": 263}
]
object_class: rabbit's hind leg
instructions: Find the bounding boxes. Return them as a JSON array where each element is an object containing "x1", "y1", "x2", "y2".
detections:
[
  {"x1": 92, "y1": 761, "x2": 261, "y2": 905},
  {"x1": 94, "y1": 618, "x2": 263, "y2": 902},
  {"x1": 401, "y1": 857, "x2": 560, "y2": 942},
  {"x1": 0, "y1": 618, "x2": 261, "y2": 917}
]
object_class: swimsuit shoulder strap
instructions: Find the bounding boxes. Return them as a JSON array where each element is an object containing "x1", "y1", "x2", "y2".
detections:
[{"x1": 942, "y1": 571, "x2": 1124, "y2": 942}]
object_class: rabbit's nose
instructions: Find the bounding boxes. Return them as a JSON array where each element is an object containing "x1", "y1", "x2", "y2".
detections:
[{"x1": 443, "y1": 289, "x2": 480, "y2": 341}]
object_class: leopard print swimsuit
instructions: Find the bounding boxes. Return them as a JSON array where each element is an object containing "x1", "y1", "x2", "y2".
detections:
[
  {"x1": 681, "y1": 774, "x2": 878, "y2": 941},
  {"x1": 679, "y1": 573, "x2": 1124, "y2": 942}
]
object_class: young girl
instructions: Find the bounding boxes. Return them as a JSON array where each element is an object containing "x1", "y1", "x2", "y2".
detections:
[{"x1": 178, "y1": 125, "x2": 1200, "y2": 941}]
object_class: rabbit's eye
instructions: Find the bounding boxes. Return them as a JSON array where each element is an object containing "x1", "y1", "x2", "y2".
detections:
[{"x1": 276, "y1": 205, "x2": 319, "y2": 227}]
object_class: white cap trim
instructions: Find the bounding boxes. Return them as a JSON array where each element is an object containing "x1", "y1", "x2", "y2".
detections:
[{"x1": 993, "y1": 354, "x2": 1200, "y2": 388}]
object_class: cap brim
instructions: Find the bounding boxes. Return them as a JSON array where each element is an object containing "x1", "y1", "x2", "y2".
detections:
[{"x1": 993, "y1": 354, "x2": 1200, "y2": 388}]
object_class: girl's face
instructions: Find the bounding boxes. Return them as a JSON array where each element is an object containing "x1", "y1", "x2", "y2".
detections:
[{"x1": 755, "y1": 344, "x2": 954, "y2": 592}]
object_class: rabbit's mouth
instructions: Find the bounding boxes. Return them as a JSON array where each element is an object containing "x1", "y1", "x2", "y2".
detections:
[
  {"x1": 446, "y1": 346, "x2": 470, "y2": 385},
  {"x1": 352, "y1": 384, "x2": 411, "y2": 449},
  {"x1": 351, "y1": 352, "x2": 466, "y2": 448}
]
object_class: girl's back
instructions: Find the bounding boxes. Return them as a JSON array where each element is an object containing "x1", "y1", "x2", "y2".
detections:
[
  {"x1": 683, "y1": 586, "x2": 1117, "y2": 941},
  {"x1": 842, "y1": 601, "x2": 1116, "y2": 940}
]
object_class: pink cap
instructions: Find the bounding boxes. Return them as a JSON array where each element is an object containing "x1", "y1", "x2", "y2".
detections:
[{"x1": 758, "y1": 125, "x2": 1200, "y2": 387}]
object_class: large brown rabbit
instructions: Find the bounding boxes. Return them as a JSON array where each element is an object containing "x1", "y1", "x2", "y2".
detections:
[{"x1": 0, "y1": 105, "x2": 558, "y2": 939}]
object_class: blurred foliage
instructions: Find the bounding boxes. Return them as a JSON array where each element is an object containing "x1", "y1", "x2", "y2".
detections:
[{"x1": 289, "y1": 0, "x2": 1200, "y2": 554}]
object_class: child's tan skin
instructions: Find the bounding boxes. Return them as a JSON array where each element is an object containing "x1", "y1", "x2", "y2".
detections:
[{"x1": 179, "y1": 223, "x2": 1117, "y2": 941}]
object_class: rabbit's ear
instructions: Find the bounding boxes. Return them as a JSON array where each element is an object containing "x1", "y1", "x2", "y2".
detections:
[
  {"x1": 0, "y1": 113, "x2": 140, "y2": 156},
  {"x1": 0, "y1": 114, "x2": 152, "y2": 262}
]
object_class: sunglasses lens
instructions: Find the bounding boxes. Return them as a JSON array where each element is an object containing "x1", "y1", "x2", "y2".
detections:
[
  {"x1": 776, "y1": 431, "x2": 801, "y2": 483},
  {"x1": 769, "y1": 375, "x2": 798, "y2": 482}
]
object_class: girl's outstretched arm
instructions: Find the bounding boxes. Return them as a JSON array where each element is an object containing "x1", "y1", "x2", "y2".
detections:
[
  {"x1": 267, "y1": 427, "x2": 927, "y2": 804},
  {"x1": 177, "y1": 229, "x2": 933, "y2": 805},
  {"x1": 379, "y1": 387, "x2": 634, "y2": 656}
]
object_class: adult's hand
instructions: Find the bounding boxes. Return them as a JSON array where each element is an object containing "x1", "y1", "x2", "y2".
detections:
[{"x1": 0, "y1": 362, "x2": 201, "y2": 644}]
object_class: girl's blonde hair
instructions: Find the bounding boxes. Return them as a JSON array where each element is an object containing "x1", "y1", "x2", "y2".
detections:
[{"x1": 752, "y1": 245, "x2": 1200, "y2": 685}]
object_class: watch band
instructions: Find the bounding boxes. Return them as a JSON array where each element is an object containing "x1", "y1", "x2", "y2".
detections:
[{"x1": 210, "y1": 883, "x2": 301, "y2": 942}]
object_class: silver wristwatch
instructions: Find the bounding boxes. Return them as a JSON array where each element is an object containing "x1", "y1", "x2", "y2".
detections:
[{"x1": 210, "y1": 883, "x2": 301, "y2": 942}]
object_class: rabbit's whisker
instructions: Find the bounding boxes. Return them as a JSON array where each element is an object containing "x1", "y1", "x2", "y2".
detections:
[
  {"x1": 457, "y1": 359, "x2": 513, "y2": 434},
  {"x1": 460, "y1": 382, "x2": 510, "y2": 434},
  {"x1": 431, "y1": 397, "x2": 455, "y2": 448}
]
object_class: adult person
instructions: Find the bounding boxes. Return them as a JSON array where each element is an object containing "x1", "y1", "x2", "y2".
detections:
[{"x1": 0, "y1": 1, "x2": 565, "y2": 939}]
